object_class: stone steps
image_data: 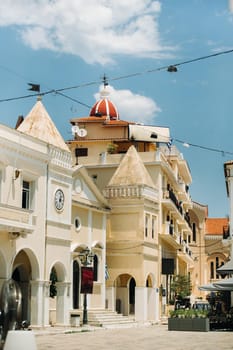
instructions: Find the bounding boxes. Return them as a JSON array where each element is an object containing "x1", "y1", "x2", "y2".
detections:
[{"x1": 86, "y1": 310, "x2": 137, "y2": 328}]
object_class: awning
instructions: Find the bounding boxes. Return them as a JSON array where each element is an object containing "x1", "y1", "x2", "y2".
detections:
[{"x1": 217, "y1": 259, "x2": 233, "y2": 275}]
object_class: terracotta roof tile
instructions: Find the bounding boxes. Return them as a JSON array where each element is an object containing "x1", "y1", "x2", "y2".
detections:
[{"x1": 205, "y1": 218, "x2": 229, "y2": 235}]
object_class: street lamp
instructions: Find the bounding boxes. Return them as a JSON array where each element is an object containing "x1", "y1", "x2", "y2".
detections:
[{"x1": 78, "y1": 248, "x2": 94, "y2": 325}]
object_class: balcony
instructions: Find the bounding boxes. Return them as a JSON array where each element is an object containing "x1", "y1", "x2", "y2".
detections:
[
  {"x1": 0, "y1": 203, "x2": 35, "y2": 235},
  {"x1": 160, "y1": 222, "x2": 181, "y2": 249},
  {"x1": 177, "y1": 241, "x2": 193, "y2": 264},
  {"x1": 162, "y1": 190, "x2": 192, "y2": 234}
]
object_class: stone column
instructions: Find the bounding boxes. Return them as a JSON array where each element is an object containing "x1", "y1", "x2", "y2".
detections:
[
  {"x1": 30, "y1": 280, "x2": 49, "y2": 327},
  {"x1": 56, "y1": 282, "x2": 71, "y2": 325},
  {"x1": 135, "y1": 287, "x2": 147, "y2": 321},
  {"x1": 106, "y1": 286, "x2": 115, "y2": 311}
]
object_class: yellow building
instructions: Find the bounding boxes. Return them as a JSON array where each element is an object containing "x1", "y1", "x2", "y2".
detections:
[{"x1": 67, "y1": 85, "x2": 204, "y2": 320}]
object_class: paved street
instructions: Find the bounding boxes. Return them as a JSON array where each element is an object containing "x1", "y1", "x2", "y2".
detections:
[{"x1": 34, "y1": 324, "x2": 233, "y2": 350}]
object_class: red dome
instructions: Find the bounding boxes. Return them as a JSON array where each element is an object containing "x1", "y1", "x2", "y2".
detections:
[{"x1": 89, "y1": 88, "x2": 119, "y2": 120}]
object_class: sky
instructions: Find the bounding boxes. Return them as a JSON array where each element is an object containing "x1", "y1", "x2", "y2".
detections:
[{"x1": 0, "y1": 0, "x2": 233, "y2": 218}]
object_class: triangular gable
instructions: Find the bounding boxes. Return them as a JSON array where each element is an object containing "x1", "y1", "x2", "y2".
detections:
[
  {"x1": 108, "y1": 145, "x2": 155, "y2": 188},
  {"x1": 73, "y1": 165, "x2": 110, "y2": 210},
  {"x1": 18, "y1": 98, "x2": 70, "y2": 152}
]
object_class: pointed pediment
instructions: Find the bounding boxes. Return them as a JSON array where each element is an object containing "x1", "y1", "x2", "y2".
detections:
[
  {"x1": 108, "y1": 145, "x2": 155, "y2": 188},
  {"x1": 73, "y1": 165, "x2": 110, "y2": 209},
  {"x1": 17, "y1": 99, "x2": 70, "y2": 151}
]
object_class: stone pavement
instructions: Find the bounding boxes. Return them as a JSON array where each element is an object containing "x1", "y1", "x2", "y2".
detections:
[{"x1": 34, "y1": 323, "x2": 233, "y2": 350}]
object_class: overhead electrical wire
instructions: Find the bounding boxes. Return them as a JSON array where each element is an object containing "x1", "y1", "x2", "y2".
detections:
[
  {"x1": 0, "y1": 48, "x2": 233, "y2": 104},
  {"x1": 1, "y1": 48, "x2": 233, "y2": 156},
  {"x1": 172, "y1": 138, "x2": 233, "y2": 156}
]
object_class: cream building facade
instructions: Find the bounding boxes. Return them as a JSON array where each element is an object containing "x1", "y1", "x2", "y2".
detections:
[
  {"x1": 0, "y1": 88, "x2": 230, "y2": 329},
  {"x1": 0, "y1": 98, "x2": 109, "y2": 328}
]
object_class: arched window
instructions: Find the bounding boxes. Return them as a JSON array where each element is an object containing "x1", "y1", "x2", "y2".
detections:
[
  {"x1": 192, "y1": 223, "x2": 196, "y2": 242},
  {"x1": 210, "y1": 261, "x2": 214, "y2": 279},
  {"x1": 209, "y1": 257, "x2": 224, "y2": 280},
  {"x1": 74, "y1": 216, "x2": 81, "y2": 231},
  {"x1": 93, "y1": 255, "x2": 98, "y2": 281}
]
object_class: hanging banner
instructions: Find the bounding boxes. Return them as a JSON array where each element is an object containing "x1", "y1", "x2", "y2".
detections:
[{"x1": 81, "y1": 267, "x2": 94, "y2": 294}]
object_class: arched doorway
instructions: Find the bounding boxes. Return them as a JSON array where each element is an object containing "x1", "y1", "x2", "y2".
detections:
[
  {"x1": 146, "y1": 273, "x2": 158, "y2": 321},
  {"x1": 12, "y1": 251, "x2": 32, "y2": 324},
  {"x1": 129, "y1": 278, "x2": 136, "y2": 314},
  {"x1": 115, "y1": 274, "x2": 136, "y2": 316},
  {"x1": 49, "y1": 262, "x2": 66, "y2": 325}
]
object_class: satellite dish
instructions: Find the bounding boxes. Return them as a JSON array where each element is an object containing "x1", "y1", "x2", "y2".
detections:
[
  {"x1": 71, "y1": 125, "x2": 79, "y2": 135},
  {"x1": 78, "y1": 129, "x2": 87, "y2": 137}
]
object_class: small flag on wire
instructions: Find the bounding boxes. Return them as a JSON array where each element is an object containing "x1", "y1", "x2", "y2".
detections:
[
  {"x1": 28, "y1": 83, "x2": 40, "y2": 92},
  {"x1": 105, "y1": 264, "x2": 110, "y2": 280}
]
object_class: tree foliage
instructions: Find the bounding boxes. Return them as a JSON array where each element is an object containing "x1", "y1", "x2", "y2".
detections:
[{"x1": 170, "y1": 274, "x2": 192, "y2": 300}]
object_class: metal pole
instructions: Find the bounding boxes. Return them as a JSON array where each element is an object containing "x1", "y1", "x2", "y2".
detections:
[
  {"x1": 80, "y1": 248, "x2": 93, "y2": 326},
  {"x1": 83, "y1": 293, "x2": 88, "y2": 325}
]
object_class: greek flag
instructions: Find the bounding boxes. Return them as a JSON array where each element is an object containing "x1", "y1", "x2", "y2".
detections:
[{"x1": 167, "y1": 138, "x2": 173, "y2": 150}]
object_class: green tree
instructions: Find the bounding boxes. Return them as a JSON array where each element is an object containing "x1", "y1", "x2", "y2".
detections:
[{"x1": 170, "y1": 274, "x2": 192, "y2": 300}]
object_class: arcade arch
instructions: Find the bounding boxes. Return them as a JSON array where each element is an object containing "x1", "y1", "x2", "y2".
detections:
[{"x1": 11, "y1": 249, "x2": 40, "y2": 325}]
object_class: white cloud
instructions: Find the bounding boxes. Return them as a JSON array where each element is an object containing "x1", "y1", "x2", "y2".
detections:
[
  {"x1": 0, "y1": 0, "x2": 175, "y2": 65},
  {"x1": 229, "y1": 0, "x2": 233, "y2": 13},
  {"x1": 94, "y1": 85, "x2": 161, "y2": 124}
]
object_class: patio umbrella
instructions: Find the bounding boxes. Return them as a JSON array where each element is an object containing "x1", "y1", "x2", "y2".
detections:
[
  {"x1": 217, "y1": 259, "x2": 233, "y2": 275},
  {"x1": 213, "y1": 277, "x2": 233, "y2": 290},
  {"x1": 198, "y1": 283, "x2": 228, "y2": 291}
]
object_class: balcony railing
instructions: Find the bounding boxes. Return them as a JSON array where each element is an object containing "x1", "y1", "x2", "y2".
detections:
[
  {"x1": 163, "y1": 189, "x2": 192, "y2": 228},
  {"x1": 160, "y1": 222, "x2": 181, "y2": 248}
]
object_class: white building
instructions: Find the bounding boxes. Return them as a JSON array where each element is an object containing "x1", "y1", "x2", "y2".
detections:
[{"x1": 0, "y1": 97, "x2": 109, "y2": 328}]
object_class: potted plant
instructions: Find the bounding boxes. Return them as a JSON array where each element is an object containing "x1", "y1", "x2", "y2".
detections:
[
  {"x1": 168, "y1": 309, "x2": 209, "y2": 332},
  {"x1": 107, "y1": 143, "x2": 118, "y2": 154}
]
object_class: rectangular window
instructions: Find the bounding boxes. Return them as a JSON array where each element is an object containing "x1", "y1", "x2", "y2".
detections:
[
  {"x1": 22, "y1": 180, "x2": 30, "y2": 209},
  {"x1": 75, "y1": 148, "x2": 88, "y2": 157},
  {"x1": 145, "y1": 214, "x2": 149, "y2": 238},
  {"x1": 152, "y1": 216, "x2": 156, "y2": 239},
  {"x1": 75, "y1": 148, "x2": 88, "y2": 165}
]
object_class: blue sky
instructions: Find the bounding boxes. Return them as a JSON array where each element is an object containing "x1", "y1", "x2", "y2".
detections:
[{"x1": 0, "y1": 0, "x2": 233, "y2": 217}]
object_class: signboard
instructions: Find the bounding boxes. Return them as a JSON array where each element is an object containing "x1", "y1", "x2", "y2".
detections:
[
  {"x1": 162, "y1": 258, "x2": 175, "y2": 275},
  {"x1": 81, "y1": 267, "x2": 94, "y2": 294}
]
